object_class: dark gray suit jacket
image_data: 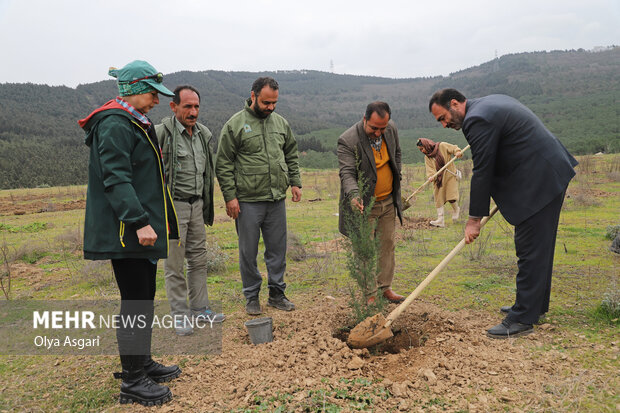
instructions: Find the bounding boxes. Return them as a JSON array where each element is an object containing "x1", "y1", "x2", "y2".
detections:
[
  {"x1": 463, "y1": 95, "x2": 578, "y2": 225},
  {"x1": 337, "y1": 120, "x2": 403, "y2": 236}
]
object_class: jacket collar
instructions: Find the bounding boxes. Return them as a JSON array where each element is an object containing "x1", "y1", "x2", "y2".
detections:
[
  {"x1": 356, "y1": 121, "x2": 377, "y2": 176},
  {"x1": 173, "y1": 116, "x2": 200, "y2": 137}
]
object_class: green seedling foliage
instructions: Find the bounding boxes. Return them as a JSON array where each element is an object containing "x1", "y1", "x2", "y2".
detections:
[{"x1": 341, "y1": 156, "x2": 387, "y2": 323}]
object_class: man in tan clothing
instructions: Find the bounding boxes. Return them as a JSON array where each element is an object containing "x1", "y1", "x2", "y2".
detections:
[
  {"x1": 417, "y1": 138, "x2": 463, "y2": 227},
  {"x1": 338, "y1": 102, "x2": 404, "y2": 303}
]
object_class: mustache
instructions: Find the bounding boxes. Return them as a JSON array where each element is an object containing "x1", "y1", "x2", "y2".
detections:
[{"x1": 187, "y1": 116, "x2": 197, "y2": 120}]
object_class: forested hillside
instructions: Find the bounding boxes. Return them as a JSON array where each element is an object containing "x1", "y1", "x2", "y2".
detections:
[{"x1": 0, "y1": 47, "x2": 618, "y2": 188}]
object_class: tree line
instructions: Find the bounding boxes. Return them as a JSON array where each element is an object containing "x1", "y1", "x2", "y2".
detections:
[{"x1": 0, "y1": 47, "x2": 618, "y2": 188}]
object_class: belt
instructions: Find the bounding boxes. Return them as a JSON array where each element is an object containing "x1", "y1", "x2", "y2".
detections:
[{"x1": 174, "y1": 195, "x2": 200, "y2": 204}]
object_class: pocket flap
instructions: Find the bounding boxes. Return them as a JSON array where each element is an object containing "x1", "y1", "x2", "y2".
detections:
[{"x1": 241, "y1": 165, "x2": 269, "y2": 175}]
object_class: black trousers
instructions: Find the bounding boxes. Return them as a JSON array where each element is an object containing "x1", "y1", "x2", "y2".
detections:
[
  {"x1": 508, "y1": 191, "x2": 566, "y2": 325},
  {"x1": 111, "y1": 258, "x2": 157, "y2": 357}
]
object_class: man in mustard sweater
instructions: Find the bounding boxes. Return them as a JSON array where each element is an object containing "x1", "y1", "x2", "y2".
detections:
[{"x1": 337, "y1": 102, "x2": 404, "y2": 303}]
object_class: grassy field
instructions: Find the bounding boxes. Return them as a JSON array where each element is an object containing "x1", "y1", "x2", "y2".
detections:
[{"x1": 0, "y1": 154, "x2": 618, "y2": 412}]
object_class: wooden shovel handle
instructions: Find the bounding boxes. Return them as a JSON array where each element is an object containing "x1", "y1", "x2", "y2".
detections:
[
  {"x1": 405, "y1": 145, "x2": 470, "y2": 203},
  {"x1": 385, "y1": 204, "x2": 499, "y2": 327}
]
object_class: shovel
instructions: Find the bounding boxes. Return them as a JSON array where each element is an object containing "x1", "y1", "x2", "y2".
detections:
[
  {"x1": 402, "y1": 145, "x2": 470, "y2": 211},
  {"x1": 347, "y1": 204, "x2": 499, "y2": 349}
]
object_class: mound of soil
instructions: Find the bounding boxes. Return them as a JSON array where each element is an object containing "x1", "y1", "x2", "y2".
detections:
[{"x1": 138, "y1": 295, "x2": 582, "y2": 412}]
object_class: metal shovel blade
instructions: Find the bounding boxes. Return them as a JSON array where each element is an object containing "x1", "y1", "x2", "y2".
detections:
[
  {"x1": 401, "y1": 196, "x2": 412, "y2": 212},
  {"x1": 347, "y1": 313, "x2": 393, "y2": 349},
  {"x1": 347, "y1": 204, "x2": 499, "y2": 350}
]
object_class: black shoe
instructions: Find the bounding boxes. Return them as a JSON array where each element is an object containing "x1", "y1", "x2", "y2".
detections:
[
  {"x1": 143, "y1": 357, "x2": 181, "y2": 383},
  {"x1": 500, "y1": 305, "x2": 513, "y2": 314},
  {"x1": 267, "y1": 293, "x2": 295, "y2": 311},
  {"x1": 486, "y1": 318, "x2": 533, "y2": 339},
  {"x1": 246, "y1": 298, "x2": 262, "y2": 315}
]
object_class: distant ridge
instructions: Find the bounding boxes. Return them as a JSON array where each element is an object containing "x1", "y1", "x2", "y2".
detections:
[{"x1": 0, "y1": 47, "x2": 618, "y2": 188}]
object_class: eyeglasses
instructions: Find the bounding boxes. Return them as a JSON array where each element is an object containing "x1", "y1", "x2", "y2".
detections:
[{"x1": 127, "y1": 72, "x2": 164, "y2": 84}]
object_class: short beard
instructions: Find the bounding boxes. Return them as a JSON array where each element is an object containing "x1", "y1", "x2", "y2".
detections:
[
  {"x1": 254, "y1": 104, "x2": 272, "y2": 119},
  {"x1": 448, "y1": 108, "x2": 464, "y2": 130}
]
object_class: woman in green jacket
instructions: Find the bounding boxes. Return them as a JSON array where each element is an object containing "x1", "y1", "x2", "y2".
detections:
[{"x1": 79, "y1": 60, "x2": 180, "y2": 406}]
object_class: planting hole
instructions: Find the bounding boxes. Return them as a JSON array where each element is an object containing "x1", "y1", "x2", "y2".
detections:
[{"x1": 333, "y1": 325, "x2": 428, "y2": 354}]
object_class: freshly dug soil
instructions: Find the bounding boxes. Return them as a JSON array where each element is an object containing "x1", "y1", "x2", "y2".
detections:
[{"x1": 128, "y1": 294, "x2": 594, "y2": 412}]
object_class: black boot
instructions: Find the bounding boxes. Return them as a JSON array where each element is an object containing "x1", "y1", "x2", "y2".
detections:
[
  {"x1": 114, "y1": 355, "x2": 172, "y2": 406},
  {"x1": 138, "y1": 305, "x2": 182, "y2": 383},
  {"x1": 116, "y1": 311, "x2": 172, "y2": 407},
  {"x1": 143, "y1": 357, "x2": 182, "y2": 383}
]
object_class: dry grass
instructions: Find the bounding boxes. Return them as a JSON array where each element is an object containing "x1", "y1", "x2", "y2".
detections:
[
  {"x1": 287, "y1": 232, "x2": 307, "y2": 262},
  {"x1": 55, "y1": 225, "x2": 83, "y2": 251},
  {"x1": 80, "y1": 260, "x2": 115, "y2": 288},
  {"x1": 0, "y1": 157, "x2": 618, "y2": 411},
  {"x1": 205, "y1": 240, "x2": 230, "y2": 273}
]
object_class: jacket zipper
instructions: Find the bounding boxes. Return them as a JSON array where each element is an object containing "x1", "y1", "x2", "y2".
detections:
[
  {"x1": 261, "y1": 119, "x2": 273, "y2": 199},
  {"x1": 119, "y1": 221, "x2": 126, "y2": 248},
  {"x1": 132, "y1": 121, "x2": 179, "y2": 255}
]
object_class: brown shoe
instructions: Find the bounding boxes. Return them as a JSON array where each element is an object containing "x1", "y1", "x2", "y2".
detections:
[{"x1": 383, "y1": 289, "x2": 405, "y2": 303}]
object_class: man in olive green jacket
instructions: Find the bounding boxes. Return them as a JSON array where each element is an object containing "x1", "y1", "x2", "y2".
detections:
[
  {"x1": 156, "y1": 85, "x2": 224, "y2": 337},
  {"x1": 215, "y1": 77, "x2": 301, "y2": 315}
]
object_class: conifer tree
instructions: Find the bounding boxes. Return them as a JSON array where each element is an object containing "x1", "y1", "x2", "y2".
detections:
[{"x1": 341, "y1": 160, "x2": 387, "y2": 323}]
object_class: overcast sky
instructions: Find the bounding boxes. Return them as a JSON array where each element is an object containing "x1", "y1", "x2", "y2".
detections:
[{"x1": 1, "y1": 0, "x2": 618, "y2": 87}]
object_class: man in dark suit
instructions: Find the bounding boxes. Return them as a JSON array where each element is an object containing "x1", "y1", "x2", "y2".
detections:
[
  {"x1": 338, "y1": 101, "x2": 404, "y2": 304},
  {"x1": 428, "y1": 89, "x2": 578, "y2": 338}
]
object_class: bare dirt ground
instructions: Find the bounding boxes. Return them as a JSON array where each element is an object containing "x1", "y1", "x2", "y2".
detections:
[
  {"x1": 566, "y1": 186, "x2": 615, "y2": 200},
  {"x1": 0, "y1": 193, "x2": 85, "y2": 215},
  {"x1": 9, "y1": 262, "x2": 69, "y2": 292},
  {"x1": 401, "y1": 216, "x2": 432, "y2": 230},
  {"x1": 122, "y1": 293, "x2": 614, "y2": 412},
  {"x1": 1, "y1": 167, "x2": 616, "y2": 411},
  {"x1": 0, "y1": 184, "x2": 610, "y2": 216}
]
